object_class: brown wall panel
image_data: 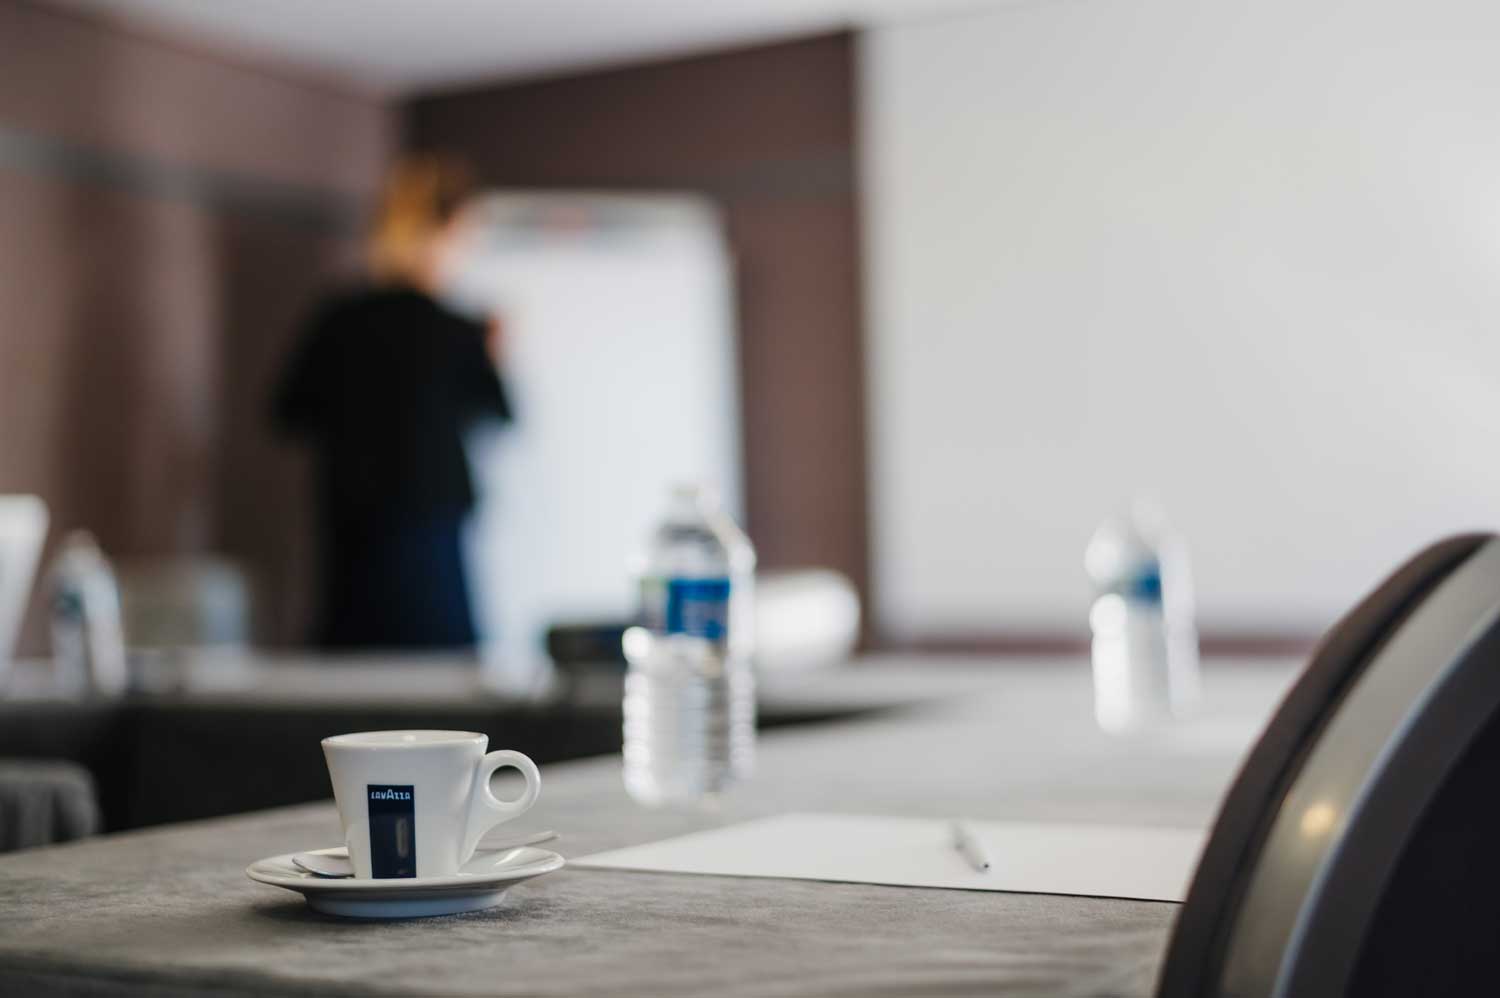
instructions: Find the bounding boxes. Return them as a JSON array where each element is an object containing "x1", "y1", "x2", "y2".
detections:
[
  {"x1": 0, "y1": 169, "x2": 217, "y2": 556},
  {"x1": 726, "y1": 194, "x2": 866, "y2": 577},
  {"x1": 408, "y1": 33, "x2": 871, "y2": 617},
  {"x1": 0, "y1": 1, "x2": 387, "y2": 194},
  {"x1": 0, "y1": 0, "x2": 394, "y2": 649}
]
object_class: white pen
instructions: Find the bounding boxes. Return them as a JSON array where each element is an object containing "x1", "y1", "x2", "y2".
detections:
[{"x1": 951, "y1": 820, "x2": 992, "y2": 873}]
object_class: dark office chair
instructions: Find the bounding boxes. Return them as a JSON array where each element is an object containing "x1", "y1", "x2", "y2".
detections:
[
  {"x1": 1158, "y1": 533, "x2": 1500, "y2": 997},
  {"x1": 0, "y1": 758, "x2": 100, "y2": 851}
]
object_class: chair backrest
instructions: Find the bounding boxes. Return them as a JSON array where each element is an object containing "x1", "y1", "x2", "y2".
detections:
[
  {"x1": 1158, "y1": 533, "x2": 1500, "y2": 997},
  {"x1": 116, "y1": 556, "x2": 251, "y2": 650}
]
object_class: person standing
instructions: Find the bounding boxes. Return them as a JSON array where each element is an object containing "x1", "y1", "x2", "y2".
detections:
[{"x1": 273, "y1": 154, "x2": 510, "y2": 649}]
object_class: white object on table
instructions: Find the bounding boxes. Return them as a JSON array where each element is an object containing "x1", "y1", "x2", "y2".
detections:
[
  {"x1": 0, "y1": 496, "x2": 48, "y2": 686},
  {"x1": 573, "y1": 812, "x2": 1206, "y2": 902},
  {"x1": 322, "y1": 732, "x2": 540, "y2": 880},
  {"x1": 755, "y1": 569, "x2": 861, "y2": 672}
]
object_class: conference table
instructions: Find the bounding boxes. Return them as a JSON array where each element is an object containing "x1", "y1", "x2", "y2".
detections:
[{"x1": 0, "y1": 656, "x2": 1296, "y2": 997}]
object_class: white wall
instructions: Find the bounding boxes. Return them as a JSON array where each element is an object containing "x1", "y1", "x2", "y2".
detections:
[{"x1": 861, "y1": 0, "x2": 1500, "y2": 639}]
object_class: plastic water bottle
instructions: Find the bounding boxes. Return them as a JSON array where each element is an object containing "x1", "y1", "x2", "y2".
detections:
[
  {"x1": 623, "y1": 484, "x2": 756, "y2": 805},
  {"x1": 49, "y1": 531, "x2": 128, "y2": 697},
  {"x1": 1085, "y1": 501, "x2": 1199, "y2": 732}
]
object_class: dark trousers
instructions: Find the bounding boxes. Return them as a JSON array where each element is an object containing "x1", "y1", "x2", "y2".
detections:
[{"x1": 316, "y1": 511, "x2": 477, "y2": 650}]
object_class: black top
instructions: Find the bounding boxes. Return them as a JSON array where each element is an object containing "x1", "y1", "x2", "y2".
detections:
[{"x1": 273, "y1": 286, "x2": 512, "y2": 523}]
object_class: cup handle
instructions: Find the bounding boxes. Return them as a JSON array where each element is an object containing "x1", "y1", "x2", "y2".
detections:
[{"x1": 463, "y1": 750, "x2": 541, "y2": 860}]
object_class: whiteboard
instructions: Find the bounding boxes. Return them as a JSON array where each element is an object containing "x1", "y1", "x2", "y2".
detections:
[
  {"x1": 861, "y1": 0, "x2": 1500, "y2": 638},
  {"x1": 449, "y1": 193, "x2": 740, "y2": 685}
]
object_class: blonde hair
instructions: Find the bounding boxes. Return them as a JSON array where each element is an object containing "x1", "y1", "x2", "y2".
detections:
[{"x1": 367, "y1": 154, "x2": 474, "y2": 284}]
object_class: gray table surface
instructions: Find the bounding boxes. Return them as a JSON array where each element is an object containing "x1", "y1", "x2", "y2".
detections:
[{"x1": 0, "y1": 656, "x2": 1296, "y2": 998}]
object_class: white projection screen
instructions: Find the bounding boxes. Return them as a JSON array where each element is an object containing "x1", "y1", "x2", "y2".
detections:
[{"x1": 861, "y1": 0, "x2": 1500, "y2": 640}]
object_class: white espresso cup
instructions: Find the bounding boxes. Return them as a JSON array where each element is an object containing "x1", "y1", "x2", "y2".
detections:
[{"x1": 322, "y1": 730, "x2": 541, "y2": 880}]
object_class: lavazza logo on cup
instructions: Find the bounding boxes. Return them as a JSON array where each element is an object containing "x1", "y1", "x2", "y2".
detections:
[
  {"x1": 366, "y1": 784, "x2": 418, "y2": 878},
  {"x1": 369, "y1": 788, "x2": 412, "y2": 801}
]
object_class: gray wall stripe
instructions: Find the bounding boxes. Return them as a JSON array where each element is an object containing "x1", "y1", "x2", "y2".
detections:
[{"x1": 0, "y1": 124, "x2": 365, "y2": 232}]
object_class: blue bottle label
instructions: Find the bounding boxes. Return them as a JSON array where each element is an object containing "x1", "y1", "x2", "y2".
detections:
[
  {"x1": 1125, "y1": 563, "x2": 1164, "y2": 603},
  {"x1": 643, "y1": 577, "x2": 731, "y2": 639}
]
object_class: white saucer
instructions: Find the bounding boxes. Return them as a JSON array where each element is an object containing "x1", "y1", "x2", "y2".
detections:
[{"x1": 246, "y1": 845, "x2": 565, "y2": 919}]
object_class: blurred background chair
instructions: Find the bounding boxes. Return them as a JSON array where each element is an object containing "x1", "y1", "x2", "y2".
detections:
[
  {"x1": 0, "y1": 758, "x2": 100, "y2": 853},
  {"x1": 116, "y1": 556, "x2": 252, "y2": 652}
]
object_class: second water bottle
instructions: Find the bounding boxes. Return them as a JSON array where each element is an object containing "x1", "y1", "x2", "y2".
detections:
[{"x1": 623, "y1": 484, "x2": 756, "y2": 805}]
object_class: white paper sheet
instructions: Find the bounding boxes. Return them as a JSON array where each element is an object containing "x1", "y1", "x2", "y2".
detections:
[{"x1": 572, "y1": 813, "x2": 1205, "y2": 902}]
